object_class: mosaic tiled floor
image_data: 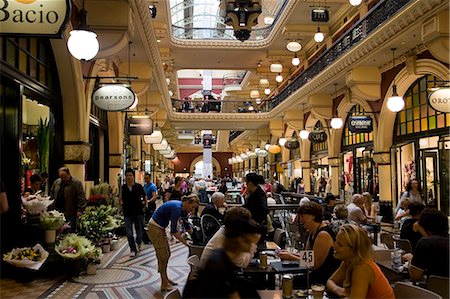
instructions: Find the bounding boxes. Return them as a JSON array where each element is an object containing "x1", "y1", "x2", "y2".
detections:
[{"x1": 0, "y1": 238, "x2": 190, "y2": 299}]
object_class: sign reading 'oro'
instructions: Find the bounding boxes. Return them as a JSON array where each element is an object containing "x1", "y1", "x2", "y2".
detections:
[
  {"x1": 428, "y1": 88, "x2": 450, "y2": 113},
  {"x1": 92, "y1": 85, "x2": 136, "y2": 111},
  {"x1": 0, "y1": 0, "x2": 71, "y2": 37}
]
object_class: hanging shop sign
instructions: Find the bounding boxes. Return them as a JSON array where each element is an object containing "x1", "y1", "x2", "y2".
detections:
[
  {"x1": 128, "y1": 117, "x2": 152, "y2": 135},
  {"x1": 428, "y1": 88, "x2": 450, "y2": 113},
  {"x1": 92, "y1": 85, "x2": 135, "y2": 111},
  {"x1": 0, "y1": 0, "x2": 71, "y2": 37},
  {"x1": 203, "y1": 134, "x2": 212, "y2": 148},
  {"x1": 309, "y1": 131, "x2": 327, "y2": 143},
  {"x1": 349, "y1": 116, "x2": 373, "y2": 133},
  {"x1": 311, "y1": 8, "x2": 329, "y2": 22},
  {"x1": 285, "y1": 139, "x2": 300, "y2": 150}
]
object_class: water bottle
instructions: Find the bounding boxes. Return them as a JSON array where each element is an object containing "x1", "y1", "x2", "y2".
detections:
[{"x1": 391, "y1": 249, "x2": 403, "y2": 271}]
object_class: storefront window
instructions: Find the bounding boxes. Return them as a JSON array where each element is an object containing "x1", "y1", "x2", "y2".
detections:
[
  {"x1": 343, "y1": 105, "x2": 373, "y2": 147},
  {"x1": 392, "y1": 75, "x2": 450, "y2": 214},
  {"x1": 310, "y1": 121, "x2": 329, "y2": 196}
]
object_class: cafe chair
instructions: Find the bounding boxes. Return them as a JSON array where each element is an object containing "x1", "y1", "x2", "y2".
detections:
[
  {"x1": 187, "y1": 255, "x2": 199, "y2": 271},
  {"x1": 188, "y1": 242, "x2": 205, "y2": 257},
  {"x1": 201, "y1": 214, "x2": 221, "y2": 244},
  {"x1": 394, "y1": 282, "x2": 442, "y2": 299},
  {"x1": 373, "y1": 249, "x2": 395, "y2": 261},
  {"x1": 163, "y1": 288, "x2": 181, "y2": 299},
  {"x1": 380, "y1": 232, "x2": 395, "y2": 249},
  {"x1": 274, "y1": 228, "x2": 286, "y2": 248},
  {"x1": 427, "y1": 275, "x2": 450, "y2": 299},
  {"x1": 393, "y1": 236, "x2": 413, "y2": 253}
]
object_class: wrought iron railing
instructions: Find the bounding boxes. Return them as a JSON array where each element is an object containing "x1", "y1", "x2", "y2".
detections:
[
  {"x1": 171, "y1": 99, "x2": 270, "y2": 113},
  {"x1": 223, "y1": 72, "x2": 247, "y2": 87},
  {"x1": 270, "y1": 0, "x2": 412, "y2": 109}
]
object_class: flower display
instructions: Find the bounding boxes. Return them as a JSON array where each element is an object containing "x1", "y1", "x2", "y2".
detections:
[
  {"x1": 3, "y1": 244, "x2": 49, "y2": 270},
  {"x1": 86, "y1": 247, "x2": 103, "y2": 265},
  {"x1": 21, "y1": 195, "x2": 53, "y2": 215},
  {"x1": 40, "y1": 210, "x2": 66, "y2": 230},
  {"x1": 78, "y1": 205, "x2": 122, "y2": 244},
  {"x1": 55, "y1": 234, "x2": 94, "y2": 260}
]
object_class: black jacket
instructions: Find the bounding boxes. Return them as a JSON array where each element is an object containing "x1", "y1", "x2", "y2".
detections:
[
  {"x1": 201, "y1": 203, "x2": 224, "y2": 223},
  {"x1": 244, "y1": 186, "x2": 268, "y2": 225}
]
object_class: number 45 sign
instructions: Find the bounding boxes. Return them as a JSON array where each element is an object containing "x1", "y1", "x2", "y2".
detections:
[{"x1": 298, "y1": 250, "x2": 314, "y2": 268}]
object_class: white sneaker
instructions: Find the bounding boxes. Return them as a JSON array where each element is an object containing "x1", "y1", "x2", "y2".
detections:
[{"x1": 130, "y1": 251, "x2": 136, "y2": 257}]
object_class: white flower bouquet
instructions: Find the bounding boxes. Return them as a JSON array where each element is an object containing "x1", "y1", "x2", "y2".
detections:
[
  {"x1": 21, "y1": 195, "x2": 53, "y2": 215},
  {"x1": 3, "y1": 244, "x2": 49, "y2": 270},
  {"x1": 55, "y1": 234, "x2": 94, "y2": 260},
  {"x1": 40, "y1": 210, "x2": 66, "y2": 230}
]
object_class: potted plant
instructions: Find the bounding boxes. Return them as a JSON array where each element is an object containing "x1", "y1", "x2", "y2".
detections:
[
  {"x1": 77, "y1": 205, "x2": 121, "y2": 246},
  {"x1": 55, "y1": 234, "x2": 94, "y2": 276},
  {"x1": 110, "y1": 234, "x2": 119, "y2": 251},
  {"x1": 40, "y1": 210, "x2": 65, "y2": 243},
  {"x1": 86, "y1": 247, "x2": 102, "y2": 275}
]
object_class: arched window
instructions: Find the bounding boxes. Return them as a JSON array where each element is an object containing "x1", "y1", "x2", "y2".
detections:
[
  {"x1": 394, "y1": 75, "x2": 450, "y2": 139},
  {"x1": 342, "y1": 104, "x2": 373, "y2": 148}
]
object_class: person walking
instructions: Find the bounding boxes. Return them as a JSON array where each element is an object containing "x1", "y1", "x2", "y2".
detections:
[
  {"x1": 49, "y1": 167, "x2": 86, "y2": 232},
  {"x1": 120, "y1": 169, "x2": 147, "y2": 257},
  {"x1": 147, "y1": 194, "x2": 199, "y2": 291}
]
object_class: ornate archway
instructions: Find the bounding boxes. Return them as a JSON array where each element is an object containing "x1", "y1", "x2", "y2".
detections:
[{"x1": 189, "y1": 155, "x2": 222, "y2": 178}]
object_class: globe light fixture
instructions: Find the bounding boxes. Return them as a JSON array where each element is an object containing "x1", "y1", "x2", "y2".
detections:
[
  {"x1": 286, "y1": 41, "x2": 302, "y2": 52},
  {"x1": 172, "y1": 157, "x2": 181, "y2": 165},
  {"x1": 270, "y1": 63, "x2": 283, "y2": 73},
  {"x1": 330, "y1": 117, "x2": 344, "y2": 129},
  {"x1": 292, "y1": 55, "x2": 300, "y2": 66},
  {"x1": 387, "y1": 48, "x2": 405, "y2": 112},
  {"x1": 314, "y1": 27, "x2": 325, "y2": 43},
  {"x1": 166, "y1": 78, "x2": 170, "y2": 85},
  {"x1": 248, "y1": 105, "x2": 254, "y2": 111},
  {"x1": 264, "y1": 87, "x2": 271, "y2": 95},
  {"x1": 153, "y1": 139, "x2": 168, "y2": 151},
  {"x1": 264, "y1": 16, "x2": 274, "y2": 25},
  {"x1": 143, "y1": 128, "x2": 163, "y2": 144},
  {"x1": 228, "y1": 158, "x2": 233, "y2": 164},
  {"x1": 268, "y1": 144, "x2": 282, "y2": 155},
  {"x1": 349, "y1": 0, "x2": 362, "y2": 6},
  {"x1": 264, "y1": 143, "x2": 271, "y2": 151},
  {"x1": 278, "y1": 137, "x2": 287, "y2": 147},
  {"x1": 255, "y1": 147, "x2": 260, "y2": 153},
  {"x1": 256, "y1": 98, "x2": 261, "y2": 105},
  {"x1": 67, "y1": 5, "x2": 99, "y2": 61},
  {"x1": 276, "y1": 74, "x2": 283, "y2": 83},
  {"x1": 259, "y1": 78, "x2": 270, "y2": 87},
  {"x1": 250, "y1": 90, "x2": 260, "y2": 98},
  {"x1": 168, "y1": 90, "x2": 174, "y2": 97},
  {"x1": 241, "y1": 153, "x2": 249, "y2": 160},
  {"x1": 299, "y1": 129, "x2": 309, "y2": 140},
  {"x1": 236, "y1": 156, "x2": 243, "y2": 163},
  {"x1": 256, "y1": 148, "x2": 268, "y2": 157}
]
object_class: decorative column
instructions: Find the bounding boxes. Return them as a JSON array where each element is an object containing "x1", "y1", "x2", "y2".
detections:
[
  {"x1": 109, "y1": 153, "x2": 123, "y2": 191},
  {"x1": 328, "y1": 157, "x2": 340, "y2": 196},
  {"x1": 373, "y1": 152, "x2": 392, "y2": 202},
  {"x1": 301, "y1": 160, "x2": 311, "y2": 193},
  {"x1": 203, "y1": 131, "x2": 213, "y2": 179},
  {"x1": 64, "y1": 141, "x2": 91, "y2": 184}
]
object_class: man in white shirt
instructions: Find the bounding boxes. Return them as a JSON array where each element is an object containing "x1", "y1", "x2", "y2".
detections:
[
  {"x1": 195, "y1": 178, "x2": 207, "y2": 203},
  {"x1": 347, "y1": 194, "x2": 367, "y2": 224}
]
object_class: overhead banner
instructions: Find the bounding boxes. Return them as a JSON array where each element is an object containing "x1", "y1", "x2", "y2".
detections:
[
  {"x1": 92, "y1": 85, "x2": 135, "y2": 111},
  {"x1": 128, "y1": 117, "x2": 152, "y2": 135},
  {"x1": 428, "y1": 88, "x2": 450, "y2": 113},
  {"x1": 0, "y1": 0, "x2": 72, "y2": 37},
  {"x1": 349, "y1": 116, "x2": 373, "y2": 133},
  {"x1": 309, "y1": 131, "x2": 327, "y2": 143},
  {"x1": 203, "y1": 134, "x2": 212, "y2": 148}
]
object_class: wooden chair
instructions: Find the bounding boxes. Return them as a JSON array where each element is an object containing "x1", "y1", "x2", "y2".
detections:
[
  {"x1": 163, "y1": 288, "x2": 181, "y2": 299},
  {"x1": 394, "y1": 282, "x2": 442, "y2": 299},
  {"x1": 428, "y1": 275, "x2": 450, "y2": 299},
  {"x1": 393, "y1": 236, "x2": 413, "y2": 253},
  {"x1": 188, "y1": 242, "x2": 205, "y2": 257},
  {"x1": 380, "y1": 232, "x2": 395, "y2": 249}
]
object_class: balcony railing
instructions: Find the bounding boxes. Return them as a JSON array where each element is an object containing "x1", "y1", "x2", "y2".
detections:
[
  {"x1": 270, "y1": 0, "x2": 412, "y2": 109},
  {"x1": 172, "y1": 99, "x2": 271, "y2": 113},
  {"x1": 223, "y1": 72, "x2": 246, "y2": 87},
  {"x1": 229, "y1": 131, "x2": 244, "y2": 143}
]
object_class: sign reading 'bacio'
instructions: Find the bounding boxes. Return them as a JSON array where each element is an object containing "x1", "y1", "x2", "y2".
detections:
[{"x1": 0, "y1": 0, "x2": 71, "y2": 37}]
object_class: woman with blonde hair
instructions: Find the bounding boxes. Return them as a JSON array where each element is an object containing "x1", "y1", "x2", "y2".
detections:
[{"x1": 327, "y1": 224, "x2": 394, "y2": 298}]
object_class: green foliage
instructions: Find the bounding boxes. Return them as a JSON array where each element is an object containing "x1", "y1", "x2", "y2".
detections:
[
  {"x1": 37, "y1": 118, "x2": 49, "y2": 173},
  {"x1": 55, "y1": 234, "x2": 94, "y2": 260},
  {"x1": 78, "y1": 205, "x2": 122, "y2": 244}
]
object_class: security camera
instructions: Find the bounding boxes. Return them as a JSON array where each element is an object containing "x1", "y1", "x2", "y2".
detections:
[{"x1": 149, "y1": 5, "x2": 157, "y2": 18}]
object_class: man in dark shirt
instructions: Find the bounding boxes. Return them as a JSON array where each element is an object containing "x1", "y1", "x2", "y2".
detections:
[
  {"x1": 201, "y1": 191, "x2": 226, "y2": 223},
  {"x1": 120, "y1": 169, "x2": 147, "y2": 257},
  {"x1": 400, "y1": 202, "x2": 425, "y2": 252},
  {"x1": 408, "y1": 208, "x2": 449, "y2": 281}
]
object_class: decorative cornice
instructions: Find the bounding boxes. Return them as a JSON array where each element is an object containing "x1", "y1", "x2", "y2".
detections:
[
  {"x1": 328, "y1": 157, "x2": 340, "y2": 167},
  {"x1": 166, "y1": 1, "x2": 299, "y2": 49},
  {"x1": 268, "y1": 0, "x2": 446, "y2": 118},
  {"x1": 64, "y1": 143, "x2": 91, "y2": 163},
  {"x1": 378, "y1": 44, "x2": 428, "y2": 73},
  {"x1": 373, "y1": 152, "x2": 391, "y2": 165}
]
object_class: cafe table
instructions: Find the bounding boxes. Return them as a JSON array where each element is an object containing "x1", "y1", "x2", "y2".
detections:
[
  {"x1": 363, "y1": 223, "x2": 381, "y2": 245},
  {"x1": 257, "y1": 289, "x2": 330, "y2": 299},
  {"x1": 376, "y1": 259, "x2": 409, "y2": 282}
]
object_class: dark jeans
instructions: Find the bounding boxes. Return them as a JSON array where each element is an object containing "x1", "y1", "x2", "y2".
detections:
[
  {"x1": 199, "y1": 190, "x2": 207, "y2": 203},
  {"x1": 66, "y1": 215, "x2": 77, "y2": 233},
  {"x1": 124, "y1": 215, "x2": 144, "y2": 252}
]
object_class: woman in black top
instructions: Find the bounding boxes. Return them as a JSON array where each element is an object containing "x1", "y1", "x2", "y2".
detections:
[
  {"x1": 400, "y1": 202, "x2": 425, "y2": 252},
  {"x1": 183, "y1": 208, "x2": 262, "y2": 298},
  {"x1": 165, "y1": 176, "x2": 184, "y2": 201},
  {"x1": 279, "y1": 201, "x2": 340, "y2": 285},
  {"x1": 243, "y1": 173, "x2": 268, "y2": 226}
]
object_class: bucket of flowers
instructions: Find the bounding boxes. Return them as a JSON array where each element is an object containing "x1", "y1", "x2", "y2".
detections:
[
  {"x1": 40, "y1": 210, "x2": 66, "y2": 243},
  {"x1": 86, "y1": 247, "x2": 102, "y2": 275},
  {"x1": 3, "y1": 244, "x2": 49, "y2": 271},
  {"x1": 55, "y1": 234, "x2": 94, "y2": 276}
]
